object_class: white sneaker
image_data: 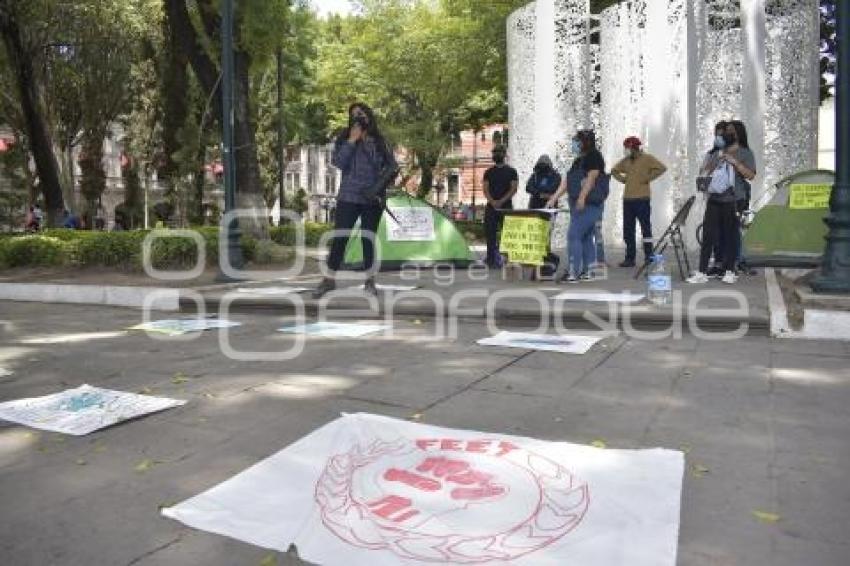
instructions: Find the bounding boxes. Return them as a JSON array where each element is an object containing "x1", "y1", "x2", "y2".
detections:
[
  {"x1": 686, "y1": 271, "x2": 709, "y2": 284},
  {"x1": 721, "y1": 271, "x2": 738, "y2": 284}
]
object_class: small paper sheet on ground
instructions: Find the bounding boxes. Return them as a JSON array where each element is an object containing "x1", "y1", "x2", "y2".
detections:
[
  {"x1": 128, "y1": 319, "x2": 241, "y2": 336},
  {"x1": 0, "y1": 384, "x2": 185, "y2": 435},
  {"x1": 163, "y1": 413, "x2": 684, "y2": 566},
  {"x1": 278, "y1": 322, "x2": 391, "y2": 338},
  {"x1": 478, "y1": 331, "x2": 604, "y2": 354},
  {"x1": 357, "y1": 284, "x2": 419, "y2": 292},
  {"x1": 553, "y1": 291, "x2": 645, "y2": 304},
  {"x1": 236, "y1": 287, "x2": 310, "y2": 295}
]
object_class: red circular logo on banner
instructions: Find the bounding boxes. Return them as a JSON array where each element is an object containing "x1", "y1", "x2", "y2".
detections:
[{"x1": 315, "y1": 437, "x2": 590, "y2": 563}]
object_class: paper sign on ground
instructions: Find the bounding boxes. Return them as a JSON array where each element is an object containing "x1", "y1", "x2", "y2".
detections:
[
  {"x1": 553, "y1": 291, "x2": 645, "y2": 304},
  {"x1": 128, "y1": 319, "x2": 241, "y2": 336},
  {"x1": 163, "y1": 413, "x2": 684, "y2": 566},
  {"x1": 236, "y1": 287, "x2": 309, "y2": 295},
  {"x1": 386, "y1": 207, "x2": 435, "y2": 241},
  {"x1": 478, "y1": 331, "x2": 603, "y2": 354},
  {"x1": 278, "y1": 322, "x2": 390, "y2": 338},
  {"x1": 0, "y1": 384, "x2": 185, "y2": 435},
  {"x1": 357, "y1": 284, "x2": 419, "y2": 292}
]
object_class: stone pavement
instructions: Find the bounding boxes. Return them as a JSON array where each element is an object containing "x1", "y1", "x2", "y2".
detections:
[{"x1": 1, "y1": 301, "x2": 848, "y2": 565}]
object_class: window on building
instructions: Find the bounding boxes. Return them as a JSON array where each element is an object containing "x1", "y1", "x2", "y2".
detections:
[{"x1": 447, "y1": 174, "x2": 459, "y2": 203}]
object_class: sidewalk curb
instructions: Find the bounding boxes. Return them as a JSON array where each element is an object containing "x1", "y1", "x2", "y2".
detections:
[
  {"x1": 186, "y1": 293, "x2": 770, "y2": 336},
  {"x1": 0, "y1": 283, "x2": 180, "y2": 311}
]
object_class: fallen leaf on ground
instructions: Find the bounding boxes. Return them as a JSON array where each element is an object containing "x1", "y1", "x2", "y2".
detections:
[
  {"x1": 197, "y1": 417, "x2": 208, "y2": 424},
  {"x1": 590, "y1": 439, "x2": 607, "y2": 449},
  {"x1": 679, "y1": 443, "x2": 692, "y2": 454},
  {"x1": 138, "y1": 387, "x2": 153, "y2": 395},
  {"x1": 691, "y1": 464, "x2": 710, "y2": 478},
  {"x1": 413, "y1": 320, "x2": 423, "y2": 325},
  {"x1": 172, "y1": 373, "x2": 190, "y2": 385},
  {"x1": 134, "y1": 458, "x2": 162, "y2": 472},
  {"x1": 75, "y1": 458, "x2": 87, "y2": 466},
  {"x1": 157, "y1": 500, "x2": 179, "y2": 510},
  {"x1": 752, "y1": 510, "x2": 781, "y2": 524},
  {"x1": 259, "y1": 554, "x2": 277, "y2": 566},
  {"x1": 409, "y1": 413, "x2": 422, "y2": 421}
]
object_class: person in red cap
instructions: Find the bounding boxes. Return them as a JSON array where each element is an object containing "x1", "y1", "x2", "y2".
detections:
[{"x1": 611, "y1": 136, "x2": 667, "y2": 267}]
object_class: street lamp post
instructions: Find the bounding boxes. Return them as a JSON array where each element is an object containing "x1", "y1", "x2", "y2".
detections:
[
  {"x1": 219, "y1": 0, "x2": 243, "y2": 275},
  {"x1": 812, "y1": 1, "x2": 850, "y2": 293}
]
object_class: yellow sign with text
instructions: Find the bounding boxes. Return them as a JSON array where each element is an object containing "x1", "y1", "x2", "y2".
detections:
[
  {"x1": 789, "y1": 184, "x2": 832, "y2": 209},
  {"x1": 500, "y1": 215, "x2": 551, "y2": 266}
]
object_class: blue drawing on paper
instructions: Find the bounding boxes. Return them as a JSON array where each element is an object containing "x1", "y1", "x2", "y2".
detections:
[{"x1": 59, "y1": 392, "x2": 105, "y2": 412}]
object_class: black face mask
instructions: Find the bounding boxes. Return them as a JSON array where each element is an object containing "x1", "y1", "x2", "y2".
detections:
[
  {"x1": 723, "y1": 133, "x2": 736, "y2": 146},
  {"x1": 493, "y1": 155, "x2": 505, "y2": 164}
]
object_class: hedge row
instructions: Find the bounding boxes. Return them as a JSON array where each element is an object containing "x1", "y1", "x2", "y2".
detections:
[{"x1": 0, "y1": 223, "x2": 333, "y2": 270}]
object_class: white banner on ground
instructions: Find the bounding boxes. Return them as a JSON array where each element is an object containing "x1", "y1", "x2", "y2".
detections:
[
  {"x1": 236, "y1": 287, "x2": 310, "y2": 296},
  {"x1": 278, "y1": 322, "x2": 391, "y2": 338},
  {"x1": 477, "y1": 331, "x2": 603, "y2": 355},
  {"x1": 128, "y1": 319, "x2": 241, "y2": 336},
  {"x1": 553, "y1": 291, "x2": 646, "y2": 304},
  {"x1": 163, "y1": 413, "x2": 684, "y2": 566},
  {"x1": 0, "y1": 384, "x2": 185, "y2": 435},
  {"x1": 357, "y1": 284, "x2": 419, "y2": 292},
  {"x1": 386, "y1": 207, "x2": 435, "y2": 241}
]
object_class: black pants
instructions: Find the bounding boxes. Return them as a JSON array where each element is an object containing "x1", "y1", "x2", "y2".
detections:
[
  {"x1": 699, "y1": 200, "x2": 738, "y2": 274},
  {"x1": 623, "y1": 198, "x2": 653, "y2": 262},
  {"x1": 327, "y1": 200, "x2": 383, "y2": 272},
  {"x1": 484, "y1": 204, "x2": 510, "y2": 267},
  {"x1": 528, "y1": 194, "x2": 551, "y2": 209}
]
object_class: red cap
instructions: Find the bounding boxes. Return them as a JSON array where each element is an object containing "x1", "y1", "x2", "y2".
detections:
[{"x1": 623, "y1": 136, "x2": 642, "y2": 149}]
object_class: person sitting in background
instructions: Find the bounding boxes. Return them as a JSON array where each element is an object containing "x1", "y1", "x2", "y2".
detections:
[
  {"x1": 62, "y1": 209, "x2": 81, "y2": 230},
  {"x1": 525, "y1": 154, "x2": 561, "y2": 210},
  {"x1": 611, "y1": 136, "x2": 667, "y2": 268}
]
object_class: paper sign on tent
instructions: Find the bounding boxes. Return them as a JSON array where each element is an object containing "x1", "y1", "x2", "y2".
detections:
[
  {"x1": 0, "y1": 384, "x2": 185, "y2": 435},
  {"x1": 278, "y1": 322, "x2": 391, "y2": 338},
  {"x1": 478, "y1": 331, "x2": 604, "y2": 354},
  {"x1": 163, "y1": 413, "x2": 684, "y2": 566},
  {"x1": 128, "y1": 319, "x2": 241, "y2": 336}
]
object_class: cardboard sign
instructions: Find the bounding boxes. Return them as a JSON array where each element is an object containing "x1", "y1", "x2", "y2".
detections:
[
  {"x1": 500, "y1": 215, "x2": 551, "y2": 266},
  {"x1": 386, "y1": 207, "x2": 435, "y2": 241},
  {"x1": 789, "y1": 184, "x2": 831, "y2": 209},
  {"x1": 128, "y1": 319, "x2": 241, "y2": 336},
  {"x1": 278, "y1": 322, "x2": 390, "y2": 338},
  {"x1": 163, "y1": 413, "x2": 684, "y2": 566},
  {"x1": 0, "y1": 385, "x2": 185, "y2": 435}
]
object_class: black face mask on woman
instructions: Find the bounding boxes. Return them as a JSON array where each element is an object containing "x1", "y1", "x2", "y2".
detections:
[{"x1": 723, "y1": 133, "x2": 737, "y2": 146}]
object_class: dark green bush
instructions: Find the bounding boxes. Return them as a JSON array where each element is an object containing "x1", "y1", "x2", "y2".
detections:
[{"x1": 0, "y1": 235, "x2": 67, "y2": 268}]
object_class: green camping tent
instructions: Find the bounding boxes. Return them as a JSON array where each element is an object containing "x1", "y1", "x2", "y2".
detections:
[
  {"x1": 343, "y1": 193, "x2": 475, "y2": 270},
  {"x1": 744, "y1": 169, "x2": 835, "y2": 267}
]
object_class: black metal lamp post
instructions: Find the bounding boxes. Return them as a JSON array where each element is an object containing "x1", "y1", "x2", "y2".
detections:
[
  {"x1": 813, "y1": 1, "x2": 850, "y2": 293},
  {"x1": 219, "y1": 0, "x2": 243, "y2": 276}
]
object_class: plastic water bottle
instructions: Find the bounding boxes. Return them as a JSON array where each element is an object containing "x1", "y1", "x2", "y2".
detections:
[{"x1": 647, "y1": 254, "x2": 672, "y2": 305}]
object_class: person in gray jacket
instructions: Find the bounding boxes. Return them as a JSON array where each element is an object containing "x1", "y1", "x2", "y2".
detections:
[{"x1": 314, "y1": 102, "x2": 397, "y2": 298}]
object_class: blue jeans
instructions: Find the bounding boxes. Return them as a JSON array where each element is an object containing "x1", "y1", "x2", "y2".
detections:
[
  {"x1": 567, "y1": 205, "x2": 603, "y2": 276},
  {"x1": 594, "y1": 203, "x2": 606, "y2": 264}
]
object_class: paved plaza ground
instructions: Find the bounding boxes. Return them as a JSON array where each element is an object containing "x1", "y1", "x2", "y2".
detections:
[{"x1": 1, "y1": 300, "x2": 849, "y2": 565}]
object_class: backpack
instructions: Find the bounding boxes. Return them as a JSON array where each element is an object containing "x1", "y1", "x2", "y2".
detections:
[{"x1": 566, "y1": 166, "x2": 610, "y2": 205}]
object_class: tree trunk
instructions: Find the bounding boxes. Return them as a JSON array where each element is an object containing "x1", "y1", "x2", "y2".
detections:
[
  {"x1": 194, "y1": 141, "x2": 206, "y2": 224},
  {"x1": 78, "y1": 131, "x2": 106, "y2": 229},
  {"x1": 417, "y1": 153, "x2": 439, "y2": 198},
  {"x1": 160, "y1": 11, "x2": 189, "y2": 185},
  {"x1": 232, "y1": 49, "x2": 267, "y2": 238},
  {"x1": 0, "y1": 11, "x2": 65, "y2": 226},
  {"x1": 165, "y1": 0, "x2": 267, "y2": 237}
]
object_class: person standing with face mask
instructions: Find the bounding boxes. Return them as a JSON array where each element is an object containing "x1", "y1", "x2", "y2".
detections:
[
  {"x1": 525, "y1": 154, "x2": 562, "y2": 209},
  {"x1": 689, "y1": 120, "x2": 756, "y2": 285},
  {"x1": 314, "y1": 102, "x2": 397, "y2": 299},
  {"x1": 546, "y1": 130, "x2": 606, "y2": 282},
  {"x1": 482, "y1": 145, "x2": 518, "y2": 268},
  {"x1": 610, "y1": 136, "x2": 667, "y2": 268}
]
